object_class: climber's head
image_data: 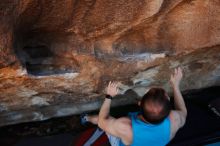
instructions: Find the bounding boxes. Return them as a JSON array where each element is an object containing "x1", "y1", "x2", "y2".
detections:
[{"x1": 139, "y1": 87, "x2": 171, "y2": 124}]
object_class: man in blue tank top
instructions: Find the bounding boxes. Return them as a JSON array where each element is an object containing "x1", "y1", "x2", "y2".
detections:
[{"x1": 82, "y1": 67, "x2": 187, "y2": 146}]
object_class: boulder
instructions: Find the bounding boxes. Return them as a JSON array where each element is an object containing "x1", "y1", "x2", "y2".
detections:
[{"x1": 0, "y1": 0, "x2": 220, "y2": 126}]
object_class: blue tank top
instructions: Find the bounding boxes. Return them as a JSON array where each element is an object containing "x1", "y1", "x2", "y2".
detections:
[{"x1": 119, "y1": 112, "x2": 170, "y2": 146}]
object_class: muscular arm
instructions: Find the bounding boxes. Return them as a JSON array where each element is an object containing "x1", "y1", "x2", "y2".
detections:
[
  {"x1": 98, "y1": 98, "x2": 117, "y2": 135},
  {"x1": 98, "y1": 82, "x2": 132, "y2": 145},
  {"x1": 169, "y1": 67, "x2": 187, "y2": 139},
  {"x1": 98, "y1": 98, "x2": 111, "y2": 122},
  {"x1": 173, "y1": 85, "x2": 187, "y2": 123}
]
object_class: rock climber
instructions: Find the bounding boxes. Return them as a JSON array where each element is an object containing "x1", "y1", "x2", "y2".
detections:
[{"x1": 81, "y1": 67, "x2": 187, "y2": 146}]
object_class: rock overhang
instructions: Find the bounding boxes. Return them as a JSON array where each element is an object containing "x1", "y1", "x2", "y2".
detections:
[{"x1": 0, "y1": 0, "x2": 220, "y2": 126}]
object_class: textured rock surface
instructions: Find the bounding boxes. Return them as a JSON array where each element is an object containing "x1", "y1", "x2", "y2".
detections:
[{"x1": 0, "y1": 0, "x2": 220, "y2": 126}]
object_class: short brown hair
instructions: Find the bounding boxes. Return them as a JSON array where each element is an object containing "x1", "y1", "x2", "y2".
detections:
[{"x1": 140, "y1": 87, "x2": 171, "y2": 124}]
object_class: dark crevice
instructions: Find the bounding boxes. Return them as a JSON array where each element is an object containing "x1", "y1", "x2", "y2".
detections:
[
  {"x1": 26, "y1": 63, "x2": 76, "y2": 76},
  {"x1": 21, "y1": 44, "x2": 67, "y2": 76},
  {"x1": 23, "y1": 45, "x2": 53, "y2": 59},
  {"x1": 13, "y1": 30, "x2": 79, "y2": 76},
  {"x1": 20, "y1": 44, "x2": 66, "y2": 76}
]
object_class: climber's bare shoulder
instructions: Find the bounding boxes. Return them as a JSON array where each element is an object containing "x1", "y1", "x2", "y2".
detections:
[
  {"x1": 114, "y1": 117, "x2": 133, "y2": 145},
  {"x1": 99, "y1": 116, "x2": 132, "y2": 145}
]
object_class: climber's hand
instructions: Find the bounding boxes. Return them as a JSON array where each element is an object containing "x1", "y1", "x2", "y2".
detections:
[
  {"x1": 106, "y1": 81, "x2": 119, "y2": 97},
  {"x1": 170, "y1": 67, "x2": 183, "y2": 88}
]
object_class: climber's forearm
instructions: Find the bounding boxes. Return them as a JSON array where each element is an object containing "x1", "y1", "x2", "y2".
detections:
[
  {"x1": 98, "y1": 98, "x2": 112, "y2": 121},
  {"x1": 98, "y1": 81, "x2": 119, "y2": 133},
  {"x1": 172, "y1": 85, "x2": 187, "y2": 117}
]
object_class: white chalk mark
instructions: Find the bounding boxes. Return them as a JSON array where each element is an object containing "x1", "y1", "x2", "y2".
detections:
[{"x1": 117, "y1": 53, "x2": 166, "y2": 62}]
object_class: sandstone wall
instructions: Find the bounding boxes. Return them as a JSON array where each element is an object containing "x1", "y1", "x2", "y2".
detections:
[{"x1": 0, "y1": 0, "x2": 220, "y2": 126}]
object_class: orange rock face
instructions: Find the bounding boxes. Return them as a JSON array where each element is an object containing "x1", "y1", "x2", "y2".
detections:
[{"x1": 0, "y1": 0, "x2": 220, "y2": 126}]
